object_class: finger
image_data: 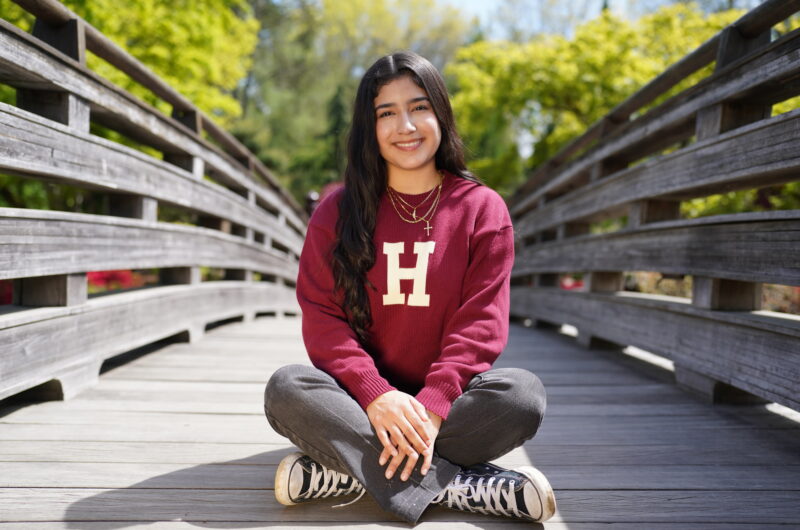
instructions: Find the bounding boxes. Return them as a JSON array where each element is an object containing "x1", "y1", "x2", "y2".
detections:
[
  {"x1": 400, "y1": 446, "x2": 419, "y2": 481},
  {"x1": 379, "y1": 445, "x2": 393, "y2": 467},
  {"x1": 385, "y1": 446, "x2": 407, "y2": 480},
  {"x1": 375, "y1": 427, "x2": 398, "y2": 457},
  {"x1": 420, "y1": 443, "x2": 433, "y2": 476},
  {"x1": 404, "y1": 407, "x2": 433, "y2": 445},
  {"x1": 399, "y1": 419, "x2": 429, "y2": 454}
]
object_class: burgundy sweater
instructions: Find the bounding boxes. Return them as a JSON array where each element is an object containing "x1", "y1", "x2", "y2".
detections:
[{"x1": 296, "y1": 171, "x2": 514, "y2": 419}]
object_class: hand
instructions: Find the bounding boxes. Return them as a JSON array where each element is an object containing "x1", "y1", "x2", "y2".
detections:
[
  {"x1": 419, "y1": 410, "x2": 442, "y2": 476},
  {"x1": 366, "y1": 391, "x2": 433, "y2": 481}
]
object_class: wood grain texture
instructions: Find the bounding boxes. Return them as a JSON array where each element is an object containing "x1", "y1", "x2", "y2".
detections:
[
  {"x1": 515, "y1": 108, "x2": 800, "y2": 234},
  {"x1": 513, "y1": 211, "x2": 800, "y2": 286},
  {"x1": 0, "y1": 209, "x2": 299, "y2": 281},
  {"x1": 510, "y1": 288, "x2": 800, "y2": 410},
  {"x1": 511, "y1": 27, "x2": 800, "y2": 216},
  {"x1": 0, "y1": 104, "x2": 303, "y2": 254},
  {"x1": 0, "y1": 284, "x2": 299, "y2": 400},
  {"x1": 0, "y1": 21, "x2": 304, "y2": 231},
  {"x1": 1, "y1": 320, "x2": 798, "y2": 526}
]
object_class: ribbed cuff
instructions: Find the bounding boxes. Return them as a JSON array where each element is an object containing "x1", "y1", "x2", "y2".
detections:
[
  {"x1": 415, "y1": 384, "x2": 462, "y2": 420},
  {"x1": 348, "y1": 371, "x2": 396, "y2": 410}
]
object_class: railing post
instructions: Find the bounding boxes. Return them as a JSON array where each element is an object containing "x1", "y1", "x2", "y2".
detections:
[
  {"x1": 577, "y1": 271, "x2": 623, "y2": 349},
  {"x1": 14, "y1": 274, "x2": 87, "y2": 307},
  {"x1": 696, "y1": 26, "x2": 772, "y2": 141},
  {"x1": 17, "y1": 17, "x2": 90, "y2": 133},
  {"x1": 165, "y1": 109, "x2": 205, "y2": 178},
  {"x1": 627, "y1": 199, "x2": 681, "y2": 229},
  {"x1": 674, "y1": 276, "x2": 765, "y2": 403}
]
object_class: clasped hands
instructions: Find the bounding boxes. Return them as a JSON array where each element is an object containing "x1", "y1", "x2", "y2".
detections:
[{"x1": 366, "y1": 390, "x2": 442, "y2": 482}]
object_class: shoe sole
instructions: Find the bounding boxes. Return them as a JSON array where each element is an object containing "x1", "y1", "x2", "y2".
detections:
[
  {"x1": 274, "y1": 451, "x2": 304, "y2": 506},
  {"x1": 516, "y1": 465, "x2": 557, "y2": 522}
]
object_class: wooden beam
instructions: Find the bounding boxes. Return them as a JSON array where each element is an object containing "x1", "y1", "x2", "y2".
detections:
[
  {"x1": 627, "y1": 199, "x2": 681, "y2": 229},
  {"x1": 510, "y1": 287, "x2": 800, "y2": 410},
  {"x1": 0, "y1": 210, "x2": 297, "y2": 281},
  {"x1": 692, "y1": 277, "x2": 762, "y2": 311},
  {"x1": 514, "y1": 109, "x2": 800, "y2": 236},
  {"x1": 108, "y1": 195, "x2": 157, "y2": 222},
  {"x1": 513, "y1": 212, "x2": 800, "y2": 287},
  {"x1": 16, "y1": 90, "x2": 90, "y2": 132},
  {"x1": 16, "y1": 273, "x2": 87, "y2": 307}
]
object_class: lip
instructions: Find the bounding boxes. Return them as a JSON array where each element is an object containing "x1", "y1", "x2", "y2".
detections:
[{"x1": 393, "y1": 138, "x2": 424, "y2": 151}]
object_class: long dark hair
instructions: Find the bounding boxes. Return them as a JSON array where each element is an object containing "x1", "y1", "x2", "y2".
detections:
[{"x1": 333, "y1": 51, "x2": 480, "y2": 345}]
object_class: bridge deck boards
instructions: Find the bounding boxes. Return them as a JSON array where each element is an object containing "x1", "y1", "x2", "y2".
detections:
[{"x1": 1, "y1": 317, "x2": 798, "y2": 528}]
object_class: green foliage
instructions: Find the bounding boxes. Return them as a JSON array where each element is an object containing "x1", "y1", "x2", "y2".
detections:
[
  {"x1": 233, "y1": 0, "x2": 476, "y2": 201},
  {"x1": 0, "y1": 0, "x2": 258, "y2": 211},
  {"x1": 447, "y1": 4, "x2": 741, "y2": 195}
]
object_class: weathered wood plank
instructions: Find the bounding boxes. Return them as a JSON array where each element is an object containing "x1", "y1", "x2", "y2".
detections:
[
  {"x1": 512, "y1": 28, "x2": 800, "y2": 216},
  {"x1": 0, "y1": 488, "x2": 798, "y2": 523},
  {"x1": 513, "y1": 211, "x2": 800, "y2": 286},
  {"x1": 0, "y1": 21, "x2": 304, "y2": 231},
  {"x1": 0, "y1": 285, "x2": 299, "y2": 400},
  {"x1": 0, "y1": 209, "x2": 299, "y2": 280},
  {"x1": 3, "y1": 461, "x2": 799, "y2": 491},
  {"x1": 0, "y1": 103, "x2": 302, "y2": 254},
  {"x1": 511, "y1": 288, "x2": 800, "y2": 410},
  {"x1": 516, "y1": 108, "x2": 800, "y2": 234},
  {"x1": 1, "y1": 524, "x2": 792, "y2": 530},
  {"x1": 1, "y1": 440, "x2": 796, "y2": 468}
]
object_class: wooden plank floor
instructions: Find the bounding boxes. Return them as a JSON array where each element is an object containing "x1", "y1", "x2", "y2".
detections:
[{"x1": 1, "y1": 316, "x2": 799, "y2": 529}]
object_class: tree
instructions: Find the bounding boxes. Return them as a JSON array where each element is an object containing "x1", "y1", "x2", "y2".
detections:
[
  {"x1": 446, "y1": 4, "x2": 742, "y2": 196},
  {"x1": 233, "y1": 0, "x2": 476, "y2": 201},
  {"x1": 0, "y1": 0, "x2": 259, "y2": 210}
]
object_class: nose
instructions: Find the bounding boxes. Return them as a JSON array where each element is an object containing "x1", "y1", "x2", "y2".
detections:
[{"x1": 397, "y1": 111, "x2": 416, "y2": 134}]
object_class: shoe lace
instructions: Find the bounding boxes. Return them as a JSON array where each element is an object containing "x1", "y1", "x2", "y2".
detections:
[
  {"x1": 433, "y1": 475, "x2": 521, "y2": 518},
  {"x1": 302, "y1": 461, "x2": 364, "y2": 507}
]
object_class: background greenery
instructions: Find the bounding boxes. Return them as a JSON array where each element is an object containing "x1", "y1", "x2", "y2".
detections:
[{"x1": 1, "y1": 0, "x2": 796, "y2": 212}]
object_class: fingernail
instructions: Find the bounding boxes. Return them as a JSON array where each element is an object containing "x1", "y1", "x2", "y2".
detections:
[
  {"x1": 401, "y1": 473, "x2": 408, "y2": 481},
  {"x1": 422, "y1": 468, "x2": 428, "y2": 476},
  {"x1": 385, "y1": 471, "x2": 392, "y2": 479}
]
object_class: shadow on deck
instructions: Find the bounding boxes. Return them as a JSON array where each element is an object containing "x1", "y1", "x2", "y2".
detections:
[{"x1": 0, "y1": 316, "x2": 798, "y2": 529}]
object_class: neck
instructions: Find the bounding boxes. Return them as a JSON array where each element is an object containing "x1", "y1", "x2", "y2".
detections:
[{"x1": 388, "y1": 166, "x2": 441, "y2": 194}]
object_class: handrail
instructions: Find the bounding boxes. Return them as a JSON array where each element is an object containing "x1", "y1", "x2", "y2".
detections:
[
  {"x1": 509, "y1": 0, "x2": 800, "y2": 209},
  {"x1": 11, "y1": 0, "x2": 304, "y2": 218}
]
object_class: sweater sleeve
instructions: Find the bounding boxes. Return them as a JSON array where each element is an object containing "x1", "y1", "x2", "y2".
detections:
[
  {"x1": 296, "y1": 215, "x2": 396, "y2": 410},
  {"x1": 415, "y1": 200, "x2": 515, "y2": 419}
]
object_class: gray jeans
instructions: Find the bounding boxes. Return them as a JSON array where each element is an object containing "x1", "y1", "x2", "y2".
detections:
[{"x1": 264, "y1": 364, "x2": 546, "y2": 524}]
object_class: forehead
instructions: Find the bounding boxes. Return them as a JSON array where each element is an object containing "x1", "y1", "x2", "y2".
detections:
[{"x1": 374, "y1": 76, "x2": 428, "y2": 106}]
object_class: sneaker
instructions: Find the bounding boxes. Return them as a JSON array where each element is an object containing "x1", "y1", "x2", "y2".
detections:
[
  {"x1": 274, "y1": 452, "x2": 364, "y2": 506},
  {"x1": 432, "y1": 462, "x2": 556, "y2": 522}
]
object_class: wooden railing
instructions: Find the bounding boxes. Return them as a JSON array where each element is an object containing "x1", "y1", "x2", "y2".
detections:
[
  {"x1": 0, "y1": 0, "x2": 305, "y2": 400},
  {"x1": 509, "y1": 0, "x2": 800, "y2": 411}
]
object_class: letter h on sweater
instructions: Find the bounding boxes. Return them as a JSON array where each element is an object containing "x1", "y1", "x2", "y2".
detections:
[{"x1": 382, "y1": 241, "x2": 436, "y2": 307}]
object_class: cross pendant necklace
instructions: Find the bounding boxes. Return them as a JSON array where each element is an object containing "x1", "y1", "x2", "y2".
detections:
[{"x1": 424, "y1": 222, "x2": 432, "y2": 236}]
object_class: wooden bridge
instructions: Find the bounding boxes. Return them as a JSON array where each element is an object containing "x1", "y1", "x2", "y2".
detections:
[{"x1": 1, "y1": 0, "x2": 799, "y2": 527}]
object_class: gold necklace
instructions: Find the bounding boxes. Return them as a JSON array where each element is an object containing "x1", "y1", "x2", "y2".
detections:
[
  {"x1": 390, "y1": 177, "x2": 440, "y2": 220},
  {"x1": 387, "y1": 173, "x2": 444, "y2": 236}
]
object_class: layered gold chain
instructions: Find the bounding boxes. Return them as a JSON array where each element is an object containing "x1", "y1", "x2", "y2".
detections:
[{"x1": 386, "y1": 172, "x2": 443, "y2": 237}]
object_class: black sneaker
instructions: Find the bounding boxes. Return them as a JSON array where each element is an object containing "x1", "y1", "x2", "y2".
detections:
[
  {"x1": 275, "y1": 452, "x2": 364, "y2": 506},
  {"x1": 432, "y1": 462, "x2": 556, "y2": 522}
]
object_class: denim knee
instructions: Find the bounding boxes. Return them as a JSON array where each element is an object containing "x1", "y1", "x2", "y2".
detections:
[
  {"x1": 264, "y1": 363, "x2": 314, "y2": 417},
  {"x1": 489, "y1": 367, "x2": 547, "y2": 439}
]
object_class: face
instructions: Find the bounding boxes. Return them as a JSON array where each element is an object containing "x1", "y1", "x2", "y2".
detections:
[{"x1": 373, "y1": 75, "x2": 442, "y2": 179}]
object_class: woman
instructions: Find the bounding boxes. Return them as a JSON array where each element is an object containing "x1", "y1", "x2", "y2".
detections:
[{"x1": 264, "y1": 51, "x2": 555, "y2": 525}]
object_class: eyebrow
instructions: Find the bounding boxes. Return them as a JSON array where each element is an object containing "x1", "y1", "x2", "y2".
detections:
[{"x1": 375, "y1": 96, "x2": 430, "y2": 112}]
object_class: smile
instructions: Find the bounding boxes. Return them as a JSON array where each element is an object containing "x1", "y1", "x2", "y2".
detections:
[{"x1": 394, "y1": 139, "x2": 423, "y2": 150}]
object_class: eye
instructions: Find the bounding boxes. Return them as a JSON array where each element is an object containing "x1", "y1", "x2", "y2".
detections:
[
  {"x1": 377, "y1": 110, "x2": 394, "y2": 118},
  {"x1": 413, "y1": 104, "x2": 429, "y2": 111}
]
